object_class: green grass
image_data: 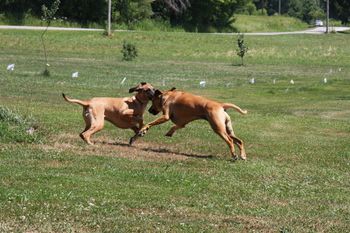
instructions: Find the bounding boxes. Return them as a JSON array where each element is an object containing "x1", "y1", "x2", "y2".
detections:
[
  {"x1": 0, "y1": 13, "x2": 102, "y2": 29},
  {"x1": 0, "y1": 29, "x2": 349, "y2": 232},
  {"x1": 234, "y1": 14, "x2": 309, "y2": 32},
  {"x1": 0, "y1": 14, "x2": 185, "y2": 32},
  {"x1": 0, "y1": 13, "x2": 310, "y2": 33}
]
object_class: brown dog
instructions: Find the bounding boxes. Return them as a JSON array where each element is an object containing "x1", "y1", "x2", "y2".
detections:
[
  {"x1": 62, "y1": 82, "x2": 155, "y2": 145},
  {"x1": 131, "y1": 88, "x2": 247, "y2": 160}
]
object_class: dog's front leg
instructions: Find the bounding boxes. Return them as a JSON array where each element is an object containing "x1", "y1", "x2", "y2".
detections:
[
  {"x1": 138, "y1": 114, "x2": 170, "y2": 137},
  {"x1": 129, "y1": 115, "x2": 169, "y2": 145},
  {"x1": 128, "y1": 118, "x2": 144, "y2": 146}
]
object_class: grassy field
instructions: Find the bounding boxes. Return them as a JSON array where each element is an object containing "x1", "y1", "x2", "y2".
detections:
[
  {"x1": 234, "y1": 14, "x2": 308, "y2": 32},
  {"x1": 1, "y1": 14, "x2": 310, "y2": 33},
  {"x1": 0, "y1": 29, "x2": 349, "y2": 232}
]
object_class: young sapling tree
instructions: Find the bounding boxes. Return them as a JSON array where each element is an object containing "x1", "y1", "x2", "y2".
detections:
[
  {"x1": 41, "y1": 0, "x2": 60, "y2": 76},
  {"x1": 236, "y1": 33, "x2": 248, "y2": 66}
]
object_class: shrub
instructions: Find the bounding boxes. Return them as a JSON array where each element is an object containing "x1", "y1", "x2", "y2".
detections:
[
  {"x1": 121, "y1": 41, "x2": 138, "y2": 61},
  {"x1": 246, "y1": 2, "x2": 257, "y2": 15}
]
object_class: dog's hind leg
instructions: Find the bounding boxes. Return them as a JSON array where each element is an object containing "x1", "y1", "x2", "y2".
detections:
[
  {"x1": 165, "y1": 124, "x2": 184, "y2": 137},
  {"x1": 224, "y1": 112, "x2": 246, "y2": 160},
  {"x1": 81, "y1": 107, "x2": 105, "y2": 145},
  {"x1": 79, "y1": 107, "x2": 92, "y2": 141},
  {"x1": 208, "y1": 113, "x2": 237, "y2": 160}
]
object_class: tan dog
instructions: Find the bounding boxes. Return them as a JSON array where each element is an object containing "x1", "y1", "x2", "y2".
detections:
[
  {"x1": 132, "y1": 88, "x2": 247, "y2": 160},
  {"x1": 62, "y1": 82, "x2": 155, "y2": 145}
]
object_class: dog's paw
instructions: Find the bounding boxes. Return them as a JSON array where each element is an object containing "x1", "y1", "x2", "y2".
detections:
[
  {"x1": 230, "y1": 155, "x2": 238, "y2": 162},
  {"x1": 138, "y1": 127, "x2": 149, "y2": 137},
  {"x1": 129, "y1": 136, "x2": 136, "y2": 146}
]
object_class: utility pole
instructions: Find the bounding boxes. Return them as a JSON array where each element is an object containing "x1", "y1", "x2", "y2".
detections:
[
  {"x1": 107, "y1": 0, "x2": 112, "y2": 36},
  {"x1": 326, "y1": 0, "x2": 329, "y2": 33},
  {"x1": 278, "y1": 0, "x2": 281, "y2": 15}
]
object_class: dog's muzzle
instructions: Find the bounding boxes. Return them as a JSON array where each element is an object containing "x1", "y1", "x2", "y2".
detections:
[{"x1": 147, "y1": 89, "x2": 155, "y2": 100}]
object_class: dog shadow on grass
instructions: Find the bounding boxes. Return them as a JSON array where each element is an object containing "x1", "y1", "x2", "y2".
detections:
[
  {"x1": 105, "y1": 141, "x2": 214, "y2": 159},
  {"x1": 141, "y1": 147, "x2": 214, "y2": 159}
]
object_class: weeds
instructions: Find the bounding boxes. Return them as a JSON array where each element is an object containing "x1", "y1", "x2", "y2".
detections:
[{"x1": 0, "y1": 106, "x2": 41, "y2": 143}]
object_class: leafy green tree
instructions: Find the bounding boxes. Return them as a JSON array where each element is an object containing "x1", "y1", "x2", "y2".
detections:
[
  {"x1": 288, "y1": 0, "x2": 303, "y2": 19},
  {"x1": 164, "y1": 0, "x2": 248, "y2": 32},
  {"x1": 114, "y1": 0, "x2": 153, "y2": 25},
  {"x1": 330, "y1": 0, "x2": 350, "y2": 24},
  {"x1": 301, "y1": 0, "x2": 324, "y2": 23}
]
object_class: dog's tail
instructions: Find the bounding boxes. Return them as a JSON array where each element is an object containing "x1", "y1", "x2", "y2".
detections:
[
  {"x1": 62, "y1": 93, "x2": 89, "y2": 107},
  {"x1": 222, "y1": 103, "x2": 247, "y2": 115}
]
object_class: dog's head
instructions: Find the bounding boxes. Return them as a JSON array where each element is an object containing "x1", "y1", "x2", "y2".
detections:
[
  {"x1": 148, "y1": 89, "x2": 163, "y2": 115},
  {"x1": 129, "y1": 82, "x2": 155, "y2": 100}
]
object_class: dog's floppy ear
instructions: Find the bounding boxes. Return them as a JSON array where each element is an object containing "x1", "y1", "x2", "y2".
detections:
[
  {"x1": 140, "y1": 82, "x2": 147, "y2": 85},
  {"x1": 129, "y1": 87, "x2": 136, "y2": 93},
  {"x1": 154, "y1": 89, "x2": 163, "y2": 97},
  {"x1": 169, "y1": 87, "x2": 176, "y2": 91},
  {"x1": 129, "y1": 83, "x2": 142, "y2": 93}
]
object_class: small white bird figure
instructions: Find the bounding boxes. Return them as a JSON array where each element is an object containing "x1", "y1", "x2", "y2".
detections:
[
  {"x1": 72, "y1": 72, "x2": 79, "y2": 78},
  {"x1": 290, "y1": 79, "x2": 294, "y2": 85},
  {"x1": 323, "y1": 78, "x2": 327, "y2": 84},
  {"x1": 199, "y1": 80, "x2": 206, "y2": 87},
  {"x1": 249, "y1": 78, "x2": 255, "y2": 84},
  {"x1": 120, "y1": 77, "x2": 126, "y2": 85},
  {"x1": 273, "y1": 79, "x2": 276, "y2": 84},
  {"x1": 338, "y1": 68, "x2": 342, "y2": 72},
  {"x1": 7, "y1": 64, "x2": 15, "y2": 71}
]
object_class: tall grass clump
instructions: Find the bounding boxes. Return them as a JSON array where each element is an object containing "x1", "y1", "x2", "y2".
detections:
[{"x1": 0, "y1": 106, "x2": 41, "y2": 143}]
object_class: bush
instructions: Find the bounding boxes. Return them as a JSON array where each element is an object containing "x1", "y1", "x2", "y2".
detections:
[
  {"x1": 0, "y1": 106, "x2": 41, "y2": 143},
  {"x1": 121, "y1": 41, "x2": 138, "y2": 61},
  {"x1": 246, "y1": 2, "x2": 257, "y2": 15}
]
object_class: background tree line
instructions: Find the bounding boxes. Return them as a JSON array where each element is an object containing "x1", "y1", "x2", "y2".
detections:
[{"x1": 0, "y1": 0, "x2": 349, "y2": 32}]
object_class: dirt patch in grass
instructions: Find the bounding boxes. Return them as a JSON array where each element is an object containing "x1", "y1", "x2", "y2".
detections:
[
  {"x1": 293, "y1": 110, "x2": 350, "y2": 120},
  {"x1": 38, "y1": 133, "x2": 214, "y2": 162},
  {"x1": 320, "y1": 110, "x2": 350, "y2": 120},
  {"x1": 127, "y1": 206, "x2": 272, "y2": 231}
]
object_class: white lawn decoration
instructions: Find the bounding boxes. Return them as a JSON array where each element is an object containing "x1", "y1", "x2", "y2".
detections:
[
  {"x1": 249, "y1": 78, "x2": 255, "y2": 84},
  {"x1": 7, "y1": 64, "x2": 15, "y2": 71},
  {"x1": 273, "y1": 79, "x2": 276, "y2": 84},
  {"x1": 72, "y1": 72, "x2": 79, "y2": 78},
  {"x1": 323, "y1": 78, "x2": 327, "y2": 84},
  {"x1": 290, "y1": 79, "x2": 294, "y2": 85},
  {"x1": 199, "y1": 80, "x2": 206, "y2": 87}
]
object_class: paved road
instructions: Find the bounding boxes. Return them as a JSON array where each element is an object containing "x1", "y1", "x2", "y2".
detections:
[{"x1": 0, "y1": 25, "x2": 349, "y2": 35}]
